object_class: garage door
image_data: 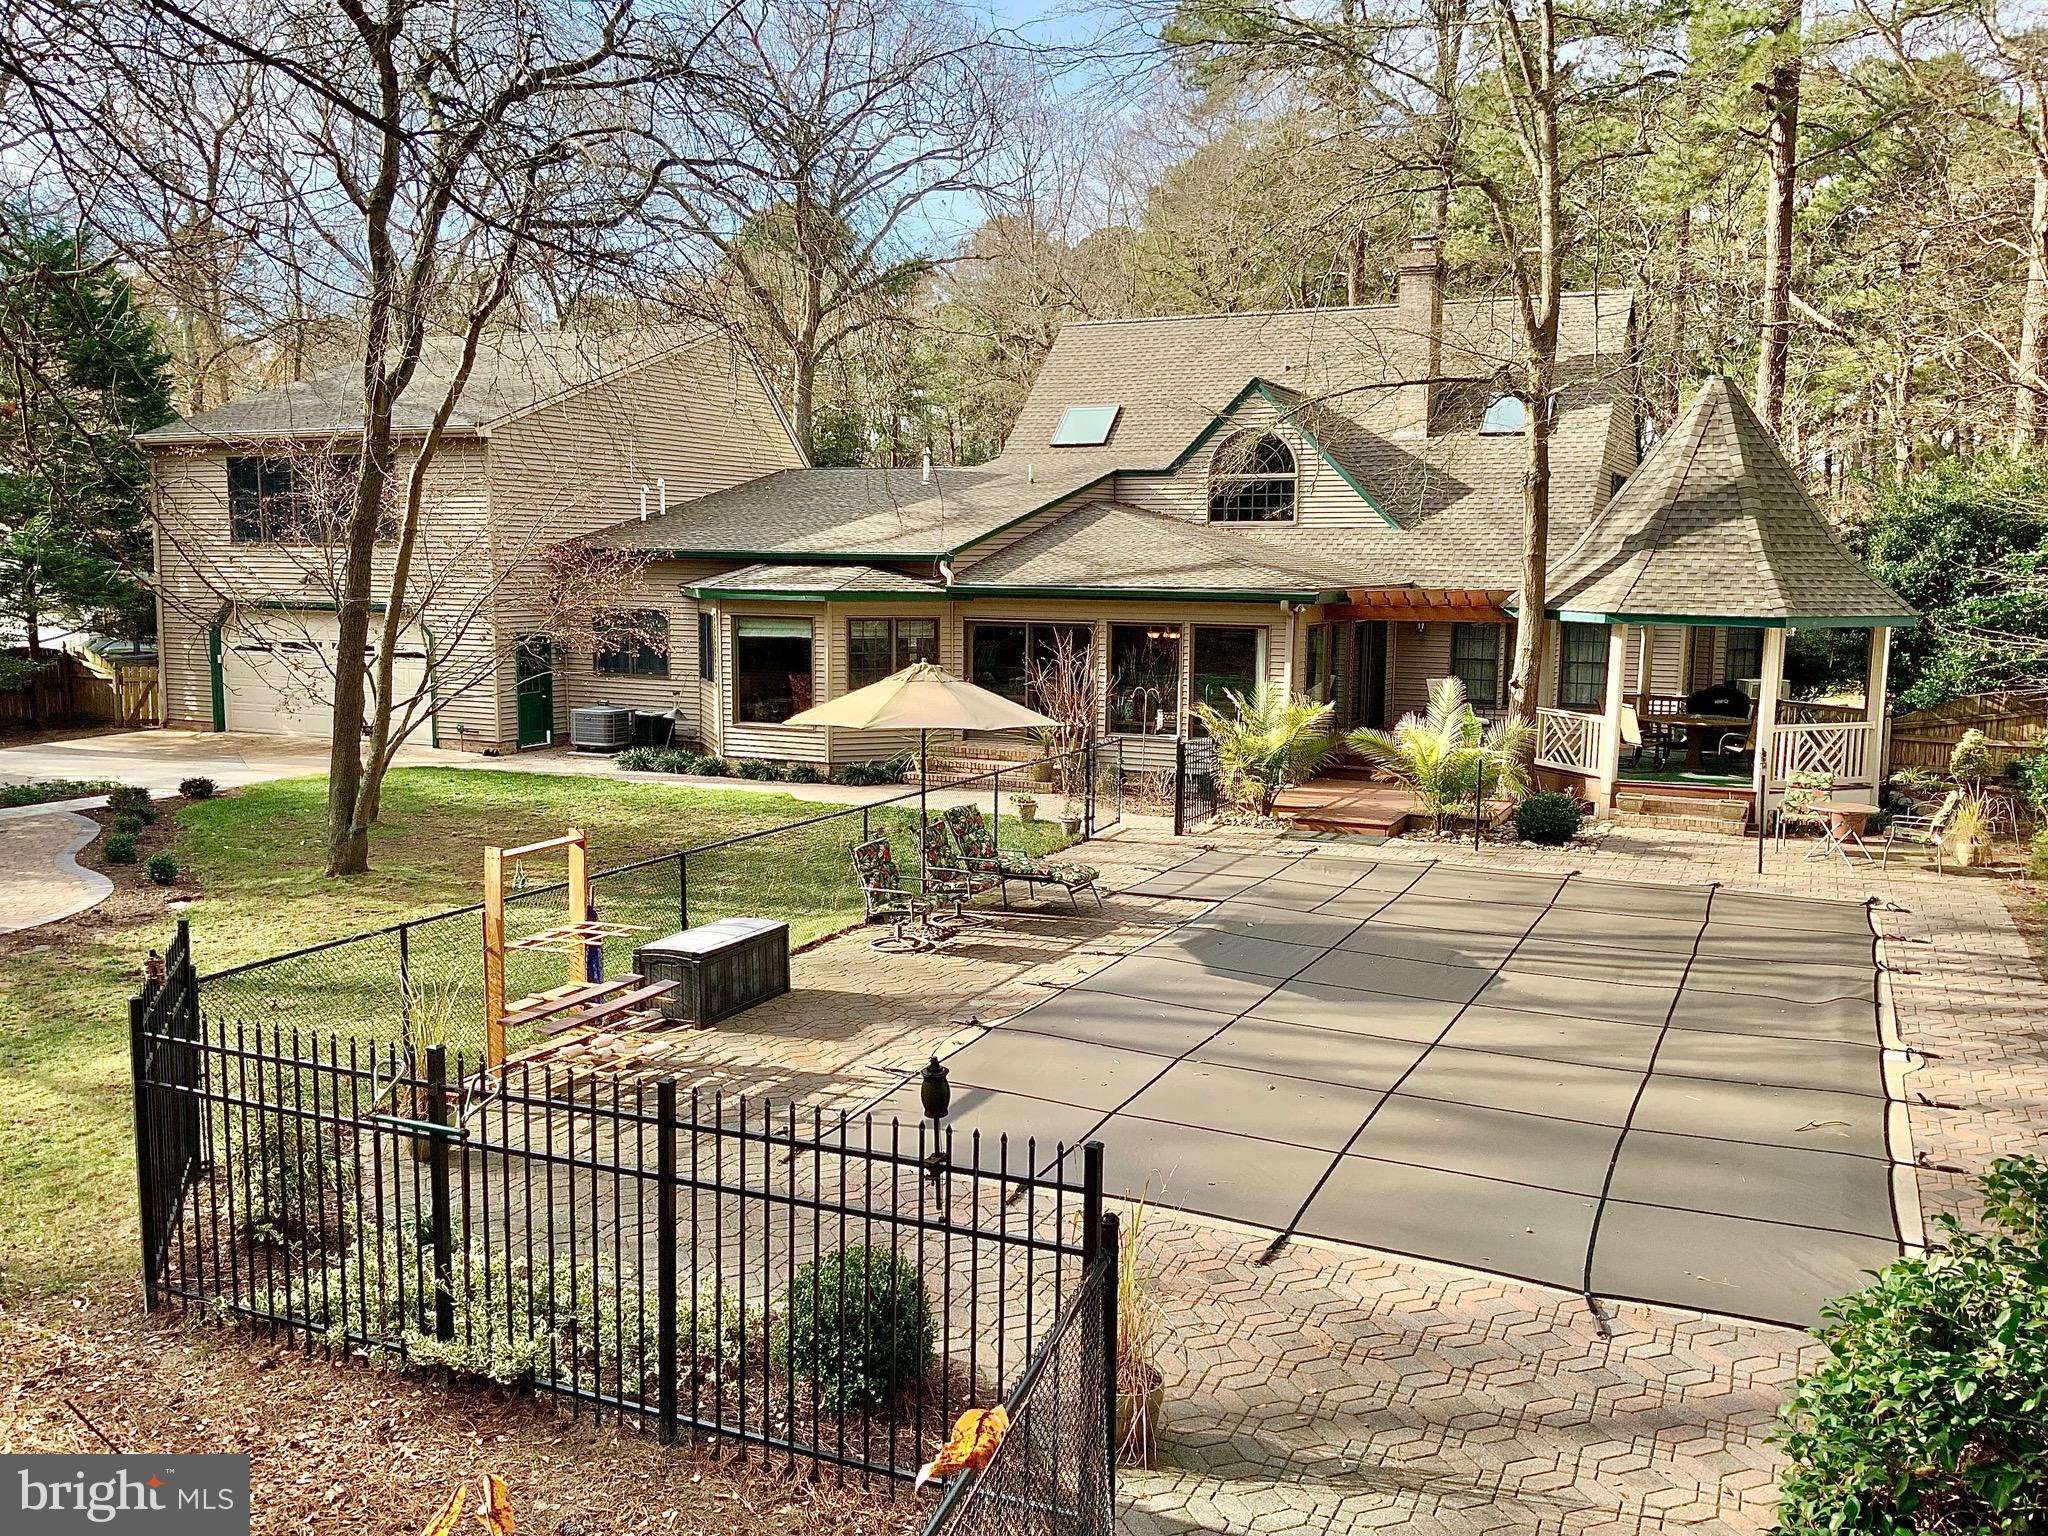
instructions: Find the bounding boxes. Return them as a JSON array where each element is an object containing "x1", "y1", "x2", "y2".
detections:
[{"x1": 221, "y1": 610, "x2": 431, "y2": 738}]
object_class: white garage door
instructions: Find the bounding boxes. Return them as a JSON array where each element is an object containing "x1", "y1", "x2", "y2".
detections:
[{"x1": 222, "y1": 610, "x2": 431, "y2": 738}]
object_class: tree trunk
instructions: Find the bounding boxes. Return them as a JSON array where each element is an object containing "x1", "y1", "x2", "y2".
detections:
[
  {"x1": 2014, "y1": 155, "x2": 2048, "y2": 453},
  {"x1": 1754, "y1": 40, "x2": 1801, "y2": 438},
  {"x1": 1509, "y1": 386, "x2": 1552, "y2": 731}
]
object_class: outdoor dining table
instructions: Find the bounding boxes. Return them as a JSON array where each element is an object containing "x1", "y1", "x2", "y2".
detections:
[{"x1": 1664, "y1": 712, "x2": 1750, "y2": 772}]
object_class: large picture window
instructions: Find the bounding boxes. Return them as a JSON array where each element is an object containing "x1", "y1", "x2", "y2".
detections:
[
  {"x1": 228, "y1": 455, "x2": 368, "y2": 543},
  {"x1": 1449, "y1": 623, "x2": 1503, "y2": 710},
  {"x1": 969, "y1": 622, "x2": 1092, "y2": 714},
  {"x1": 1207, "y1": 431, "x2": 1296, "y2": 523},
  {"x1": 697, "y1": 611, "x2": 714, "y2": 681},
  {"x1": 1107, "y1": 624, "x2": 1181, "y2": 735},
  {"x1": 734, "y1": 616, "x2": 814, "y2": 723},
  {"x1": 1557, "y1": 622, "x2": 1609, "y2": 709},
  {"x1": 1190, "y1": 625, "x2": 1263, "y2": 731},
  {"x1": 847, "y1": 617, "x2": 940, "y2": 690},
  {"x1": 594, "y1": 610, "x2": 669, "y2": 677}
]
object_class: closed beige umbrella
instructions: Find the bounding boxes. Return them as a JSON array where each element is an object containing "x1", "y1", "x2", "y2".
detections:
[{"x1": 787, "y1": 662, "x2": 1057, "y2": 873}]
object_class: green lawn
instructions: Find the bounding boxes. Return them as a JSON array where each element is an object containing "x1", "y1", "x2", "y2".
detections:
[{"x1": 0, "y1": 767, "x2": 1072, "y2": 1300}]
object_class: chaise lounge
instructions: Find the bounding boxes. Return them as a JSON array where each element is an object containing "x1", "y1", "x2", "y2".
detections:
[{"x1": 938, "y1": 805, "x2": 1103, "y2": 912}]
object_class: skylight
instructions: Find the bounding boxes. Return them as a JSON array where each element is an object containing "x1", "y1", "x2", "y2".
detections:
[{"x1": 1052, "y1": 404, "x2": 1121, "y2": 446}]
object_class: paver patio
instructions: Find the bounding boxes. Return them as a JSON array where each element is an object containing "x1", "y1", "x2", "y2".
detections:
[{"x1": 204, "y1": 811, "x2": 2038, "y2": 1536}]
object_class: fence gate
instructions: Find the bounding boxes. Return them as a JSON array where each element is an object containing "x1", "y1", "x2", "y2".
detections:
[{"x1": 130, "y1": 918, "x2": 203, "y2": 1305}]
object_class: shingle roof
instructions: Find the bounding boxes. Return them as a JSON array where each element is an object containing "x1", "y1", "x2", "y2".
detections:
[
  {"x1": 1544, "y1": 376, "x2": 1916, "y2": 626},
  {"x1": 950, "y1": 503, "x2": 1353, "y2": 599},
  {"x1": 684, "y1": 563, "x2": 945, "y2": 598},
  {"x1": 590, "y1": 291, "x2": 1634, "y2": 579},
  {"x1": 594, "y1": 461, "x2": 1112, "y2": 560},
  {"x1": 139, "y1": 328, "x2": 714, "y2": 445}
]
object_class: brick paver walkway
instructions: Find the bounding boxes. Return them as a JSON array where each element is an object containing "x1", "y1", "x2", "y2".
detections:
[
  {"x1": 0, "y1": 809, "x2": 111, "y2": 935},
  {"x1": 537, "y1": 815, "x2": 2048, "y2": 1535}
]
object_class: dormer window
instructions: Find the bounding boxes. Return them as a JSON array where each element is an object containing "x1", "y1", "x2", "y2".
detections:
[
  {"x1": 1207, "y1": 430, "x2": 1296, "y2": 523},
  {"x1": 1480, "y1": 393, "x2": 1528, "y2": 435},
  {"x1": 1052, "y1": 404, "x2": 1120, "y2": 446}
]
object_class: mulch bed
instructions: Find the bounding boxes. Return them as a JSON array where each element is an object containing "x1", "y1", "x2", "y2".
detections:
[{"x1": 2, "y1": 1295, "x2": 909, "y2": 1536}]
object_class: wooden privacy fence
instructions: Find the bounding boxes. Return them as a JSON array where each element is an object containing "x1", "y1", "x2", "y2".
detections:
[
  {"x1": 1889, "y1": 691, "x2": 2047, "y2": 773},
  {"x1": 0, "y1": 652, "x2": 157, "y2": 728}
]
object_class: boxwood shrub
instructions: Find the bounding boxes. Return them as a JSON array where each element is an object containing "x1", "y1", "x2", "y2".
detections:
[
  {"x1": 106, "y1": 785, "x2": 156, "y2": 823},
  {"x1": 1514, "y1": 792, "x2": 1582, "y2": 845},
  {"x1": 145, "y1": 853, "x2": 179, "y2": 885},
  {"x1": 775, "y1": 1245, "x2": 933, "y2": 1411},
  {"x1": 178, "y1": 776, "x2": 218, "y2": 799},
  {"x1": 103, "y1": 832, "x2": 139, "y2": 864},
  {"x1": 1774, "y1": 1155, "x2": 2048, "y2": 1534}
]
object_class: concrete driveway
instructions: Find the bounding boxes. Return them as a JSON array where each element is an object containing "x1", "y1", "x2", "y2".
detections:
[{"x1": 0, "y1": 728, "x2": 454, "y2": 796}]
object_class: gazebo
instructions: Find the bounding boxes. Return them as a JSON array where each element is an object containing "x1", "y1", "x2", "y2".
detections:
[{"x1": 1527, "y1": 376, "x2": 1917, "y2": 825}]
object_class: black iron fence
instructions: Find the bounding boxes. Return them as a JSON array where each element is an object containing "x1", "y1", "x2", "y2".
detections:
[
  {"x1": 1171, "y1": 738, "x2": 1223, "y2": 835},
  {"x1": 197, "y1": 741, "x2": 1124, "y2": 1060},
  {"x1": 132, "y1": 919, "x2": 1115, "y2": 1500},
  {"x1": 923, "y1": 1214, "x2": 1118, "y2": 1536}
]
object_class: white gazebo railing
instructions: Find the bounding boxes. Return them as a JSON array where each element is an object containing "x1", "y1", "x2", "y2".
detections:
[
  {"x1": 1767, "y1": 720, "x2": 1879, "y2": 788},
  {"x1": 1536, "y1": 707, "x2": 1606, "y2": 775}
]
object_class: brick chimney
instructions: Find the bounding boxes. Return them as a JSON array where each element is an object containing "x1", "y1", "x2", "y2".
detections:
[{"x1": 1391, "y1": 232, "x2": 1443, "y2": 440}]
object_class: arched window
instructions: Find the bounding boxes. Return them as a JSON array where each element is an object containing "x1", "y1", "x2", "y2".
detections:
[
  {"x1": 1207, "y1": 431, "x2": 1297, "y2": 523},
  {"x1": 1481, "y1": 393, "x2": 1528, "y2": 435}
]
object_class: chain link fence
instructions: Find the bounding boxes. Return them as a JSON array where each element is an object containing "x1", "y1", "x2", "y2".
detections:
[{"x1": 196, "y1": 744, "x2": 1122, "y2": 1062}]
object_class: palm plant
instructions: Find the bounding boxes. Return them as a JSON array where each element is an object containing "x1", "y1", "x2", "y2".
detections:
[
  {"x1": 1350, "y1": 676, "x2": 1531, "y2": 834},
  {"x1": 1191, "y1": 687, "x2": 1335, "y2": 816}
]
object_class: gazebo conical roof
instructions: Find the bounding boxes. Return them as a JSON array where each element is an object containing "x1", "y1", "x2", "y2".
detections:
[{"x1": 1543, "y1": 377, "x2": 1916, "y2": 628}]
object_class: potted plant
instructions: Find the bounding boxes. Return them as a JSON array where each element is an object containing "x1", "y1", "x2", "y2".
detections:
[
  {"x1": 1059, "y1": 798, "x2": 1084, "y2": 838},
  {"x1": 1015, "y1": 792, "x2": 1038, "y2": 823},
  {"x1": 1114, "y1": 1200, "x2": 1166, "y2": 1467},
  {"x1": 1947, "y1": 793, "x2": 1991, "y2": 868},
  {"x1": 1190, "y1": 686, "x2": 1336, "y2": 818}
]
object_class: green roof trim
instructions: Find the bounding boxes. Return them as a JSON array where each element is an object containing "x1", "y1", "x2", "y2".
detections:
[
  {"x1": 1157, "y1": 378, "x2": 1397, "y2": 527},
  {"x1": 943, "y1": 473, "x2": 1115, "y2": 559},
  {"x1": 948, "y1": 583, "x2": 1331, "y2": 604},
  {"x1": 1544, "y1": 607, "x2": 1919, "y2": 629},
  {"x1": 686, "y1": 586, "x2": 949, "y2": 603}
]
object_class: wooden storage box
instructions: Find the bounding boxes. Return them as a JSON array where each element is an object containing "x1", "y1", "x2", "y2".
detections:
[{"x1": 633, "y1": 918, "x2": 789, "y2": 1025}]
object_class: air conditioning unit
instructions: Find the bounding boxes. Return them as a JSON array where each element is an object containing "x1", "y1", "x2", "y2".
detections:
[{"x1": 570, "y1": 705, "x2": 633, "y2": 753}]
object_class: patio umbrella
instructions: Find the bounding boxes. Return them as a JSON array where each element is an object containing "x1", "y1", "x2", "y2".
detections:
[{"x1": 785, "y1": 662, "x2": 1057, "y2": 872}]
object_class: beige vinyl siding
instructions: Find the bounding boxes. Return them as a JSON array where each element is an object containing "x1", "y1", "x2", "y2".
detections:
[
  {"x1": 556, "y1": 559, "x2": 732, "y2": 744},
  {"x1": 1110, "y1": 396, "x2": 1382, "y2": 527},
  {"x1": 482, "y1": 334, "x2": 804, "y2": 742},
  {"x1": 1621, "y1": 624, "x2": 1689, "y2": 696},
  {"x1": 150, "y1": 440, "x2": 495, "y2": 743}
]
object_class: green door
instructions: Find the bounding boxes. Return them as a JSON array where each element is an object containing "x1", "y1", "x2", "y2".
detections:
[{"x1": 515, "y1": 636, "x2": 553, "y2": 747}]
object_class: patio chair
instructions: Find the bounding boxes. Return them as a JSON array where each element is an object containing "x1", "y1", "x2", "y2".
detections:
[
  {"x1": 1774, "y1": 773, "x2": 1835, "y2": 851},
  {"x1": 941, "y1": 805, "x2": 1104, "y2": 913},
  {"x1": 922, "y1": 817, "x2": 1002, "y2": 918},
  {"x1": 851, "y1": 838, "x2": 950, "y2": 951},
  {"x1": 1881, "y1": 789, "x2": 1958, "y2": 873}
]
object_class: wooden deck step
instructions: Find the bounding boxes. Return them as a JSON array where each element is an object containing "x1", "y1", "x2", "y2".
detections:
[{"x1": 501, "y1": 973, "x2": 648, "y2": 1030}]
